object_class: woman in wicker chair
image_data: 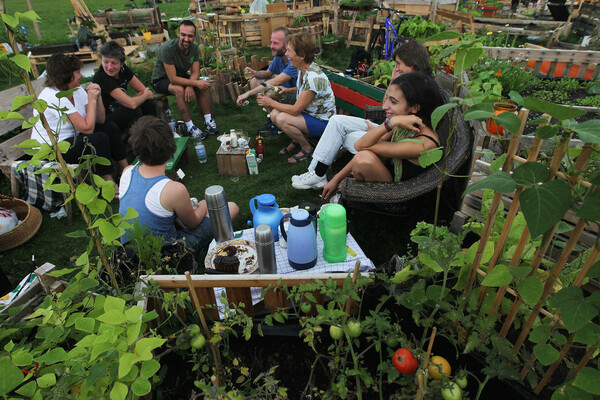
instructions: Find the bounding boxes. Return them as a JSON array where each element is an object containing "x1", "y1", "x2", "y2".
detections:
[{"x1": 321, "y1": 72, "x2": 443, "y2": 200}]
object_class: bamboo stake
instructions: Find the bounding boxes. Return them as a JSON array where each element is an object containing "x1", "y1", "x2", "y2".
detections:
[
  {"x1": 526, "y1": 234, "x2": 599, "y2": 388},
  {"x1": 5, "y1": 25, "x2": 121, "y2": 294},
  {"x1": 571, "y1": 346, "x2": 598, "y2": 381},
  {"x1": 473, "y1": 109, "x2": 531, "y2": 311},
  {"x1": 416, "y1": 327, "x2": 437, "y2": 400},
  {"x1": 513, "y1": 134, "x2": 581, "y2": 352},
  {"x1": 464, "y1": 109, "x2": 527, "y2": 293},
  {"x1": 185, "y1": 272, "x2": 223, "y2": 386},
  {"x1": 488, "y1": 135, "x2": 542, "y2": 316},
  {"x1": 499, "y1": 132, "x2": 571, "y2": 337}
]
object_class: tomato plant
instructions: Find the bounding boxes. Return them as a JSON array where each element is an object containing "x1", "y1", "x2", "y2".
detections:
[
  {"x1": 428, "y1": 356, "x2": 451, "y2": 380},
  {"x1": 392, "y1": 348, "x2": 418, "y2": 374},
  {"x1": 385, "y1": 336, "x2": 400, "y2": 348},
  {"x1": 347, "y1": 320, "x2": 362, "y2": 338},
  {"x1": 329, "y1": 325, "x2": 344, "y2": 340},
  {"x1": 441, "y1": 382, "x2": 462, "y2": 400},
  {"x1": 301, "y1": 302, "x2": 312, "y2": 313},
  {"x1": 455, "y1": 372, "x2": 467, "y2": 389}
]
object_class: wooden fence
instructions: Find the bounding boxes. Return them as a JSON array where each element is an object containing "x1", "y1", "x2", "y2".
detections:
[{"x1": 460, "y1": 109, "x2": 599, "y2": 395}]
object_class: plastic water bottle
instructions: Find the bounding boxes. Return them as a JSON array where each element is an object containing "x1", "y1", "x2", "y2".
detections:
[
  {"x1": 195, "y1": 138, "x2": 207, "y2": 163},
  {"x1": 166, "y1": 105, "x2": 176, "y2": 132}
]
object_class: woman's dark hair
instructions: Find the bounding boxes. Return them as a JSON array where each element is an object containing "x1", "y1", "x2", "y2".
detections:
[
  {"x1": 390, "y1": 72, "x2": 442, "y2": 128},
  {"x1": 98, "y1": 40, "x2": 126, "y2": 64},
  {"x1": 392, "y1": 39, "x2": 432, "y2": 75},
  {"x1": 45, "y1": 54, "x2": 83, "y2": 91},
  {"x1": 287, "y1": 32, "x2": 315, "y2": 64},
  {"x1": 130, "y1": 116, "x2": 176, "y2": 166}
]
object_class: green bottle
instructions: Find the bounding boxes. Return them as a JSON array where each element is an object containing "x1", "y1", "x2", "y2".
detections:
[{"x1": 318, "y1": 204, "x2": 347, "y2": 263}]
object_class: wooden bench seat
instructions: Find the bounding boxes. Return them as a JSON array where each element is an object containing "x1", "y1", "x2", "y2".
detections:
[{"x1": 131, "y1": 136, "x2": 189, "y2": 177}]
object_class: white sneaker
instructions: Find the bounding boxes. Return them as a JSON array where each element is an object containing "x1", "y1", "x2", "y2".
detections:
[
  {"x1": 292, "y1": 170, "x2": 311, "y2": 183},
  {"x1": 189, "y1": 125, "x2": 208, "y2": 140},
  {"x1": 292, "y1": 171, "x2": 327, "y2": 190},
  {"x1": 205, "y1": 119, "x2": 219, "y2": 135}
]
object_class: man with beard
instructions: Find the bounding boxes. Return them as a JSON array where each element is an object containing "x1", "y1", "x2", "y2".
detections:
[
  {"x1": 152, "y1": 20, "x2": 218, "y2": 140},
  {"x1": 236, "y1": 27, "x2": 298, "y2": 136}
]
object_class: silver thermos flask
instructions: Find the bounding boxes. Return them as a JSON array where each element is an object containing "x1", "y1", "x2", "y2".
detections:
[
  {"x1": 255, "y1": 224, "x2": 277, "y2": 274},
  {"x1": 204, "y1": 185, "x2": 234, "y2": 243}
]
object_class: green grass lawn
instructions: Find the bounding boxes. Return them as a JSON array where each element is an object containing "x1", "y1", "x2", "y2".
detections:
[{"x1": 0, "y1": 1, "x2": 427, "y2": 286}]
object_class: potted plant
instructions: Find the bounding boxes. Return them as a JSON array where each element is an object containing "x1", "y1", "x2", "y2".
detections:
[{"x1": 321, "y1": 33, "x2": 340, "y2": 50}]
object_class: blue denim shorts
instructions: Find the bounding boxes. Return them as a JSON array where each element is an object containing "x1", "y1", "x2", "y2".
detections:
[
  {"x1": 302, "y1": 113, "x2": 329, "y2": 138},
  {"x1": 176, "y1": 217, "x2": 214, "y2": 253}
]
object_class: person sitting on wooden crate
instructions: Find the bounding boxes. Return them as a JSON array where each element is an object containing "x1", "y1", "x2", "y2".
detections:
[
  {"x1": 235, "y1": 27, "x2": 298, "y2": 136},
  {"x1": 257, "y1": 32, "x2": 336, "y2": 163},
  {"x1": 93, "y1": 41, "x2": 157, "y2": 136},
  {"x1": 119, "y1": 116, "x2": 239, "y2": 253},
  {"x1": 151, "y1": 20, "x2": 218, "y2": 141},
  {"x1": 31, "y1": 53, "x2": 128, "y2": 185},
  {"x1": 291, "y1": 39, "x2": 432, "y2": 190}
]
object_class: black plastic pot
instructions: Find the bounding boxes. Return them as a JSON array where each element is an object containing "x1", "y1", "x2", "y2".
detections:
[{"x1": 29, "y1": 43, "x2": 78, "y2": 56}]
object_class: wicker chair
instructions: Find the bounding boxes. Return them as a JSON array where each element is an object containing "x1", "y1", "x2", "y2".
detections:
[{"x1": 339, "y1": 89, "x2": 474, "y2": 218}]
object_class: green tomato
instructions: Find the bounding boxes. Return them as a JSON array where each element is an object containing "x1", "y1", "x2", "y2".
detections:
[
  {"x1": 176, "y1": 335, "x2": 191, "y2": 350},
  {"x1": 301, "y1": 302, "x2": 312, "y2": 313},
  {"x1": 455, "y1": 375, "x2": 468, "y2": 389},
  {"x1": 385, "y1": 336, "x2": 400, "y2": 348},
  {"x1": 329, "y1": 325, "x2": 343, "y2": 340},
  {"x1": 441, "y1": 382, "x2": 462, "y2": 400},
  {"x1": 347, "y1": 320, "x2": 362, "y2": 338},
  {"x1": 188, "y1": 324, "x2": 201, "y2": 336},
  {"x1": 190, "y1": 334, "x2": 206, "y2": 349}
]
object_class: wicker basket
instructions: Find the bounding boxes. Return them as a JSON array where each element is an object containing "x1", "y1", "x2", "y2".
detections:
[{"x1": 0, "y1": 198, "x2": 42, "y2": 252}]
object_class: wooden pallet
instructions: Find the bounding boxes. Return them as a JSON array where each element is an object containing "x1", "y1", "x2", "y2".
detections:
[{"x1": 29, "y1": 50, "x2": 100, "y2": 79}]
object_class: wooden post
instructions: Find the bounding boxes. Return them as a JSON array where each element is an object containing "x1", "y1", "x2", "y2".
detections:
[
  {"x1": 251, "y1": 54, "x2": 259, "y2": 70},
  {"x1": 26, "y1": 0, "x2": 41, "y2": 40}
]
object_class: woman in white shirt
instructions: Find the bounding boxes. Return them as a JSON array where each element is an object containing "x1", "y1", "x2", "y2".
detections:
[{"x1": 32, "y1": 53, "x2": 128, "y2": 183}]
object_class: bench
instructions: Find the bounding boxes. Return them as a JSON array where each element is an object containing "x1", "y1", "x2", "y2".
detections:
[
  {"x1": 322, "y1": 67, "x2": 385, "y2": 117},
  {"x1": 131, "y1": 136, "x2": 190, "y2": 178}
]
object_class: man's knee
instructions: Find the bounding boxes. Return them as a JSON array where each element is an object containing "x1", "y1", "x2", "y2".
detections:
[{"x1": 169, "y1": 84, "x2": 185, "y2": 98}]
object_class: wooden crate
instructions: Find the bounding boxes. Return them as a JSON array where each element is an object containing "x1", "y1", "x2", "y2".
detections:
[{"x1": 216, "y1": 146, "x2": 249, "y2": 177}]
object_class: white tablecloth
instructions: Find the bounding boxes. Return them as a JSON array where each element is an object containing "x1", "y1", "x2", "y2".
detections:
[{"x1": 207, "y1": 227, "x2": 374, "y2": 274}]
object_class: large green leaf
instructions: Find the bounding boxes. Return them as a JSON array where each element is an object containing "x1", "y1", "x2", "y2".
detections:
[
  {"x1": 535, "y1": 124, "x2": 559, "y2": 139},
  {"x1": 1, "y1": 13, "x2": 18, "y2": 28},
  {"x1": 573, "y1": 323, "x2": 600, "y2": 346},
  {"x1": 98, "y1": 220, "x2": 122, "y2": 243},
  {"x1": 135, "y1": 338, "x2": 167, "y2": 361},
  {"x1": 573, "y1": 367, "x2": 600, "y2": 395},
  {"x1": 15, "y1": 10, "x2": 40, "y2": 22},
  {"x1": 463, "y1": 102, "x2": 495, "y2": 121},
  {"x1": 517, "y1": 276, "x2": 543, "y2": 305},
  {"x1": 533, "y1": 344, "x2": 560, "y2": 366},
  {"x1": 529, "y1": 325, "x2": 550, "y2": 344},
  {"x1": 131, "y1": 378, "x2": 152, "y2": 396},
  {"x1": 10, "y1": 54, "x2": 31, "y2": 72},
  {"x1": 573, "y1": 120, "x2": 600, "y2": 144},
  {"x1": 464, "y1": 172, "x2": 516, "y2": 195},
  {"x1": 11, "y1": 95, "x2": 35, "y2": 111},
  {"x1": 481, "y1": 265, "x2": 512, "y2": 287},
  {"x1": 520, "y1": 180, "x2": 572, "y2": 238},
  {"x1": 97, "y1": 310, "x2": 126, "y2": 326},
  {"x1": 140, "y1": 360, "x2": 161, "y2": 380},
  {"x1": 104, "y1": 296, "x2": 126, "y2": 312},
  {"x1": 75, "y1": 183, "x2": 98, "y2": 205},
  {"x1": 118, "y1": 353, "x2": 138, "y2": 379},
  {"x1": 523, "y1": 97, "x2": 586, "y2": 121},
  {"x1": 110, "y1": 381, "x2": 128, "y2": 400},
  {"x1": 576, "y1": 190, "x2": 600, "y2": 221},
  {"x1": 36, "y1": 373, "x2": 56, "y2": 388},
  {"x1": 493, "y1": 112, "x2": 522, "y2": 135},
  {"x1": 38, "y1": 348, "x2": 67, "y2": 365},
  {"x1": 454, "y1": 46, "x2": 484, "y2": 75},
  {"x1": 512, "y1": 162, "x2": 548, "y2": 187},
  {"x1": 75, "y1": 317, "x2": 96, "y2": 333},
  {"x1": 549, "y1": 287, "x2": 598, "y2": 332},
  {"x1": 0, "y1": 357, "x2": 24, "y2": 395},
  {"x1": 431, "y1": 103, "x2": 458, "y2": 131},
  {"x1": 418, "y1": 148, "x2": 443, "y2": 167}
]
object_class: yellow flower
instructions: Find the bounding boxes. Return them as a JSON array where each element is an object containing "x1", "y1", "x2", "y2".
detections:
[
  {"x1": 487, "y1": 31, "x2": 493, "y2": 35},
  {"x1": 505, "y1": 23, "x2": 510, "y2": 26},
  {"x1": 486, "y1": 24, "x2": 491, "y2": 28},
  {"x1": 498, "y1": 30, "x2": 503, "y2": 33}
]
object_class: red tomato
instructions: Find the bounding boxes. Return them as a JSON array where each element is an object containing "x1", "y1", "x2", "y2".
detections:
[{"x1": 392, "y1": 348, "x2": 418, "y2": 374}]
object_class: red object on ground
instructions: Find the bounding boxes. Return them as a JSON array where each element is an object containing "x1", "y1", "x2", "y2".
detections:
[{"x1": 256, "y1": 136, "x2": 265, "y2": 160}]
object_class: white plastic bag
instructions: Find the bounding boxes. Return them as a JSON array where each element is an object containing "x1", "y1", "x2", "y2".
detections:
[
  {"x1": 250, "y1": 0, "x2": 268, "y2": 14},
  {"x1": 0, "y1": 207, "x2": 18, "y2": 234}
]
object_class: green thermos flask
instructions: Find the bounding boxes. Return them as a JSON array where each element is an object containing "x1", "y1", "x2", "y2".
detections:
[{"x1": 318, "y1": 204, "x2": 347, "y2": 263}]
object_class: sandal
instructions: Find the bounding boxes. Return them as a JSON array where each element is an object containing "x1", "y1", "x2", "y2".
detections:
[
  {"x1": 288, "y1": 149, "x2": 313, "y2": 164},
  {"x1": 279, "y1": 141, "x2": 298, "y2": 155}
]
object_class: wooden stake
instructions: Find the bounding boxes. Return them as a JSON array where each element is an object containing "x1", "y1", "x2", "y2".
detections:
[
  {"x1": 185, "y1": 271, "x2": 223, "y2": 386},
  {"x1": 343, "y1": 261, "x2": 361, "y2": 318},
  {"x1": 416, "y1": 326, "x2": 437, "y2": 400}
]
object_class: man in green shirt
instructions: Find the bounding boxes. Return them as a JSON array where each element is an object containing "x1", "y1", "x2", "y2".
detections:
[{"x1": 152, "y1": 20, "x2": 218, "y2": 139}]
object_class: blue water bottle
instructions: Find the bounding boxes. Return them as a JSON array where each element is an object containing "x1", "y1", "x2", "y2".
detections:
[{"x1": 195, "y1": 138, "x2": 207, "y2": 163}]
